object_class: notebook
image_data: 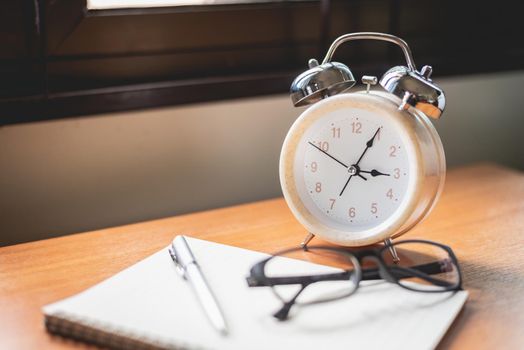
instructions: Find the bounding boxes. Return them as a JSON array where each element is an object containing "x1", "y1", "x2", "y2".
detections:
[{"x1": 43, "y1": 237, "x2": 468, "y2": 350}]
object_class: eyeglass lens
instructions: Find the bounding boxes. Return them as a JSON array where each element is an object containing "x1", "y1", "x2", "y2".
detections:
[
  {"x1": 264, "y1": 248, "x2": 360, "y2": 305},
  {"x1": 379, "y1": 241, "x2": 460, "y2": 291}
]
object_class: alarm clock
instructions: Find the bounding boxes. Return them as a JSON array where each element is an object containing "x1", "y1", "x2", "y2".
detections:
[{"x1": 279, "y1": 32, "x2": 446, "y2": 256}]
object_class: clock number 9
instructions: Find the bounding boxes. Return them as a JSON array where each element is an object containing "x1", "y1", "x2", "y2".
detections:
[
  {"x1": 348, "y1": 207, "x2": 356, "y2": 218},
  {"x1": 311, "y1": 161, "x2": 318, "y2": 172}
]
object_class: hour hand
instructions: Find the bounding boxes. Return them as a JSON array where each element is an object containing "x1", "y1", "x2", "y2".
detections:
[
  {"x1": 366, "y1": 127, "x2": 381, "y2": 148},
  {"x1": 360, "y1": 169, "x2": 390, "y2": 177}
]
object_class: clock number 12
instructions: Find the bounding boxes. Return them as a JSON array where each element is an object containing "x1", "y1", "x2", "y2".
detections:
[{"x1": 351, "y1": 122, "x2": 362, "y2": 134}]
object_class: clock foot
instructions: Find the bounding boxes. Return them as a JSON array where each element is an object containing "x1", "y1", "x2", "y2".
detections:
[
  {"x1": 300, "y1": 233, "x2": 315, "y2": 251},
  {"x1": 384, "y1": 238, "x2": 400, "y2": 264}
]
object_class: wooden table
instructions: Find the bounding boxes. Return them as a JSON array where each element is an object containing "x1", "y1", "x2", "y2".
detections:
[{"x1": 1, "y1": 163, "x2": 523, "y2": 349}]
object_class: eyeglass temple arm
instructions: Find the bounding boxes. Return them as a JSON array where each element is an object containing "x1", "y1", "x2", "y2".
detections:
[
  {"x1": 362, "y1": 261, "x2": 455, "y2": 287},
  {"x1": 247, "y1": 271, "x2": 349, "y2": 287},
  {"x1": 389, "y1": 266, "x2": 455, "y2": 287},
  {"x1": 246, "y1": 260, "x2": 454, "y2": 287},
  {"x1": 272, "y1": 285, "x2": 307, "y2": 321}
]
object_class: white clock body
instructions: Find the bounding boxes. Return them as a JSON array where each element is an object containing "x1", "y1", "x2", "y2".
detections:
[{"x1": 280, "y1": 91, "x2": 445, "y2": 246}]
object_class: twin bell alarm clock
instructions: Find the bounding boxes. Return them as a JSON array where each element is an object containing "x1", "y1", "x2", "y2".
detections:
[{"x1": 279, "y1": 32, "x2": 446, "y2": 256}]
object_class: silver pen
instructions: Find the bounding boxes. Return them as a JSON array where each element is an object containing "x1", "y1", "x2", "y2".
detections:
[{"x1": 169, "y1": 235, "x2": 229, "y2": 335}]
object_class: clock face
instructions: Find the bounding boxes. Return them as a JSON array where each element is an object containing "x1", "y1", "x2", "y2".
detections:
[{"x1": 292, "y1": 102, "x2": 417, "y2": 235}]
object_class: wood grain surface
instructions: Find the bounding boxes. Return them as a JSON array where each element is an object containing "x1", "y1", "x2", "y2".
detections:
[{"x1": 0, "y1": 163, "x2": 523, "y2": 349}]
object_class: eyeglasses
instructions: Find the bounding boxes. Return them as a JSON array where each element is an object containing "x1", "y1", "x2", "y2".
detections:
[{"x1": 246, "y1": 239, "x2": 462, "y2": 321}]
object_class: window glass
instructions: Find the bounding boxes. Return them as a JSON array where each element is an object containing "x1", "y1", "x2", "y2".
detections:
[{"x1": 87, "y1": 0, "x2": 313, "y2": 10}]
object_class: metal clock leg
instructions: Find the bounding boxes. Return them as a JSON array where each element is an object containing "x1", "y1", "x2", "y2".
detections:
[
  {"x1": 301, "y1": 234, "x2": 400, "y2": 263},
  {"x1": 384, "y1": 238, "x2": 400, "y2": 263},
  {"x1": 300, "y1": 232, "x2": 315, "y2": 250}
]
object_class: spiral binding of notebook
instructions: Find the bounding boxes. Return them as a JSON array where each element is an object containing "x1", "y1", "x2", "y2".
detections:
[{"x1": 44, "y1": 312, "x2": 192, "y2": 350}]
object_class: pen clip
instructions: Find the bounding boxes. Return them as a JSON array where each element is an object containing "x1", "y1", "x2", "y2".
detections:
[{"x1": 169, "y1": 247, "x2": 187, "y2": 279}]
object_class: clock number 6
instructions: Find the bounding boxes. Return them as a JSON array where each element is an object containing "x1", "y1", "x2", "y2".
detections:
[{"x1": 348, "y1": 207, "x2": 356, "y2": 218}]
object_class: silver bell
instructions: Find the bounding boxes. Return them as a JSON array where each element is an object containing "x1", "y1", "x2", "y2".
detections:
[
  {"x1": 290, "y1": 33, "x2": 446, "y2": 118},
  {"x1": 380, "y1": 65, "x2": 446, "y2": 119},
  {"x1": 290, "y1": 59, "x2": 356, "y2": 107}
]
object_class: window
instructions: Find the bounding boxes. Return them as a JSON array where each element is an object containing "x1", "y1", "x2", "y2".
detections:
[
  {"x1": 1, "y1": 0, "x2": 523, "y2": 124},
  {"x1": 87, "y1": 0, "x2": 298, "y2": 9}
]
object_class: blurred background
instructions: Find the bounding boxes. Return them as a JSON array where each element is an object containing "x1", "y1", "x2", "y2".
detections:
[{"x1": 1, "y1": 0, "x2": 523, "y2": 246}]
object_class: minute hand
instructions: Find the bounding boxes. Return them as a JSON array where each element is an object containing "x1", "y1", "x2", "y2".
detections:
[{"x1": 308, "y1": 142, "x2": 349, "y2": 168}]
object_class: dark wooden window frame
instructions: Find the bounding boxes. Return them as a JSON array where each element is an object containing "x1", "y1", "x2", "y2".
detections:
[{"x1": 1, "y1": 0, "x2": 523, "y2": 125}]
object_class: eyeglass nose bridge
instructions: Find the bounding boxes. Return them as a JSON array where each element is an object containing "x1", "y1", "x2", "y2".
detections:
[{"x1": 360, "y1": 255, "x2": 396, "y2": 283}]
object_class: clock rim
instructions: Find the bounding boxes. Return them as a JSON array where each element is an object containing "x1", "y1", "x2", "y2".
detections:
[{"x1": 279, "y1": 92, "x2": 425, "y2": 246}]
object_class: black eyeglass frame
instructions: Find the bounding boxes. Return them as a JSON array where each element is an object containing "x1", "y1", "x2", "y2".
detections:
[{"x1": 246, "y1": 239, "x2": 463, "y2": 320}]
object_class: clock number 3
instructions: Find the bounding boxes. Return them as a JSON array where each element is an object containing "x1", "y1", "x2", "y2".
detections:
[{"x1": 393, "y1": 168, "x2": 401, "y2": 179}]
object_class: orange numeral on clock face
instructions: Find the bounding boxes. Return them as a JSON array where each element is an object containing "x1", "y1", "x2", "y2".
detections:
[
  {"x1": 317, "y1": 141, "x2": 329, "y2": 152},
  {"x1": 315, "y1": 182, "x2": 322, "y2": 193},
  {"x1": 389, "y1": 146, "x2": 397, "y2": 157},
  {"x1": 393, "y1": 168, "x2": 400, "y2": 179}
]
